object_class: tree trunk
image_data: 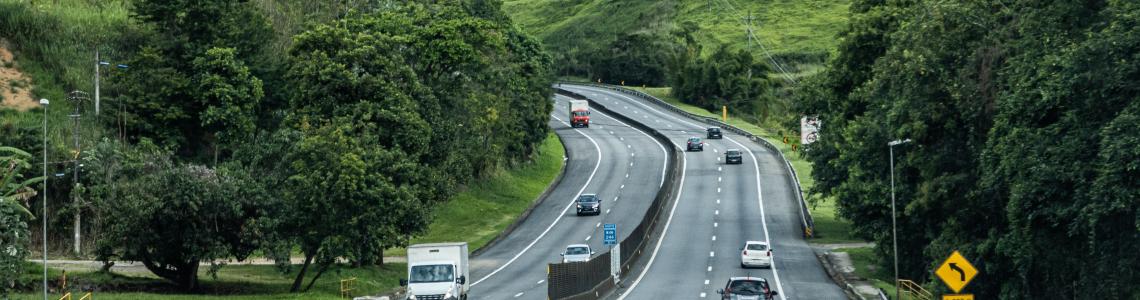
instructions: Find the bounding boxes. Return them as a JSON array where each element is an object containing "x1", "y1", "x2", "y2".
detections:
[
  {"x1": 303, "y1": 261, "x2": 331, "y2": 292},
  {"x1": 290, "y1": 252, "x2": 315, "y2": 293},
  {"x1": 376, "y1": 247, "x2": 384, "y2": 267}
]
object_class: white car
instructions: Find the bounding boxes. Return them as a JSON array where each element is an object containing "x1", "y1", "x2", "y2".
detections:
[
  {"x1": 740, "y1": 241, "x2": 772, "y2": 268},
  {"x1": 561, "y1": 244, "x2": 594, "y2": 263}
]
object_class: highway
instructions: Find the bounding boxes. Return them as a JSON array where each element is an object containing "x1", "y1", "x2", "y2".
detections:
[
  {"x1": 467, "y1": 94, "x2": 669, "y2": 300},
  {"x1": 560, "y1": 84, "x2": 845, "y2": 300}
]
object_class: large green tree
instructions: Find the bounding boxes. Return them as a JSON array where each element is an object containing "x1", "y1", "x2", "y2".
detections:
[
  {"x1": 94, "y1": 143, "x2": 264, "y2": 291},
  {"x1": 672, "y1": 44, "x2": 774, "y2": 118},
  {"x1": 795, "y1": 0, "x2": 1139, "y2": 298}
]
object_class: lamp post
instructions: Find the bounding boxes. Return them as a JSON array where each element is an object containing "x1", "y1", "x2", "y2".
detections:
[
  {"x1": 39, "y1": 98, "x2": 49, "y2": 300},
  {"x1": 887, "y1": 138, "x2": 911, "y2": 300}
]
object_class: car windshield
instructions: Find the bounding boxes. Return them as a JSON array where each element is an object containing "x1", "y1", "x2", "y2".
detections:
[
  {"x1": 728, "y1": 280, "x2": 766, "y2": 295},
  {"x1": 409, "y1": 264, "x2": 454, "y2": 283},
  {"x1": 746, "y1": 243, "x2": 768, "y2": 251},
  {"x1": 572, "y1": 111, "x2": 588, "y2": 117},
  {"x1": 727, "y1": 150, "x2": 741, "y2": 155},
  {"x1": 578, "y1": 195, "x2": 598, "y2": 203},
  {"x1": 709, "y1": 128, "x2": 720, "y2": 132},
  {"x1": 689, "y1": 138, "x2": 700, "y2": 142},
  {"x1": 565, "y1": 246, "x2": 590, "y2": 255}
]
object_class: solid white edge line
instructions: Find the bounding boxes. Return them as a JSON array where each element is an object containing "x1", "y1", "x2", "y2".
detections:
[
  {"x1": 589, "y1": 108, "x2": 668, "y2": 187},
  {"x1": 471, "y1": 99, "x2": 604, "y2": 287},
  {"x1": 577, "y1": 85, "x2": 788, "y2": 300},
  {"x1": 616, "y1": 142, "x2": 687, "y2": 300}
]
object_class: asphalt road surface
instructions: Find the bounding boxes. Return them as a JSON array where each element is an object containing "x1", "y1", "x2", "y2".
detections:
[
  {"x1": 560, "y1": 85, "x2": 845, "y2": 300},
  {"x1": 467, "y1": 94, "x2": 669, "y2": 300}
]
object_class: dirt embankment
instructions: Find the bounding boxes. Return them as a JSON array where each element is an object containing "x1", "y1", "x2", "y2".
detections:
[{"x1": 1, "y1": 40, "x2": 37, "y2": 111}]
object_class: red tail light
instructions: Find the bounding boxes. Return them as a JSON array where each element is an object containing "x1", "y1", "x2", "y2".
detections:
[
  {"x1": 767, "y1": 250, "x2": 772, "y2": 257},
  {"x1": 743, "y1": 250, "x2": 748, "y2": 255}
]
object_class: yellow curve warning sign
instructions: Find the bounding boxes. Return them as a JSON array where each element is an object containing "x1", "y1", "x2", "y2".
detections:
[{"x1": 936, "y1": 250, "x2": 978, "y2": 293}]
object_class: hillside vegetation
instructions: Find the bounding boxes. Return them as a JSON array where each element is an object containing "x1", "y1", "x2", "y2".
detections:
[
  {"x1": 503, "y1": 0, "x2": 849, "y2": 78},
  {"x1": 0, "y1": 0, "x2": 557, "y2": 296}
]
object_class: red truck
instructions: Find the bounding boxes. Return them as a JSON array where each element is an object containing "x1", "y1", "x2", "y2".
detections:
[{"x1": 569, "y1": 100, "x2": 590, "y2": 128}]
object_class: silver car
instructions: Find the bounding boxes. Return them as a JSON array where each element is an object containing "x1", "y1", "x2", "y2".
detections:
[{"x1": 560, "y1": 244, "x2": 594, "y2": 263}]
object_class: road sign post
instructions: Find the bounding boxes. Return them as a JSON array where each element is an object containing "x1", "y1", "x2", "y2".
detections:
[
  {"x1": 936, "y1": 250, "x2": 978, "y2": 294},
  {"x1": 603, "y1": 223, "x2": 619, "y2": 284}
]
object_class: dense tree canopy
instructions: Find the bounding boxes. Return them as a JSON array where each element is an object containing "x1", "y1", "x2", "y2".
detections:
[
  {"x1": 672, "y1": 44, "x2": 774, "y2": 119},
  {"x1": 795, "y1": 0, "x2": 1139, "y2": 298}
]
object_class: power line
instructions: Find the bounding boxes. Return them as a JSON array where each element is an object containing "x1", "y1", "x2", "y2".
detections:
[{"x1": 713, "y1": 0, "x2": 798, "y2": 84}]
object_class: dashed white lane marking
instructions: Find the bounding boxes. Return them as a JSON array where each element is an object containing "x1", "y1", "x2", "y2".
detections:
[
  {"x1": 606, "y1": 209, "x2": 611, "y2": 214},
  {"x1": 715, "y1": 210, "x2": 719, "y2": 215},
  {"x1": 620, "y1": 185, "x2": 625, "y2": 189},
  {"x1": 718, "y1": 176, "x2": 722, "y2": 182},
  {"x1": 717, "y1": 187, "x2": 721, "y2": 193},
  {"x1": 707, "y1": 266, "x2": 712, "y2": 272},
  {"x1": 614, "y1": 196, "x2": 620, "y2": 202},
  {"x1": 714, "y1": 148, "x2": 718, "y2": 153},
  {"x1": 710, "y1": 251, "x2": 715, "y2": 257},
  {"x1": 705, "y1": 279, "x2": 710, "y2": 285},
  {"x1": 624, "y1": 106, "x2": 629, "y2": 109},
  {"x1": 631, "y1": 153, "x2": 635, "y2": 157},
  {"x1": 712, "y1": 235, "x2": 717, "y2": 241},
  {"x1": 474, "y1": 112, "x2": 605, "y2": 287},
  {"x1": 627, "y1": 144, "x2": 631, "y2": 148},
  {"x1": 714, "y1": 222, "x2": 718, "y2": 227},
  {"x1": 717, "y1": 199, "x2": 720, "y2": 204},
  {"x1": 585, "y1": 235, "x2": 591, "y2": 241},
  {"x1": 515, "y1": 292, "x2": 524, "y2": 298},
  {"x1": 596, "y1": 222, "x2": 601, "y2": 228},
  {"x1": 717, "y1": 157, "x2": 722, "y2": 161},
  {"x1": 718, "y1": 166, "x2": 722, "y2": 172},
  {"x1": 538, "y1": 279, "x2": 545, "y2": 284},
  {"x1": 630, "y1": 162, "x2": 634, "y2": 166},
  {"x1": 610, "y1": 131, "x2": 615, "y2": 134},
  {"x1": 626, "y1": 173, "x2": 629, "y2": 178},
  {"x1": 700, "y1": 292, "x2": 707, "y2": 298},
  {"x1": 620, "y1": 137, "x2": 624, "y2": 141},
  {"x1": 667, "y1": 124, "x2": 672, "y2": 127}
]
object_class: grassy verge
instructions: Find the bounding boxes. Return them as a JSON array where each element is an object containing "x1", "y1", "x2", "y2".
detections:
[
  {"x1": 389, "y1": 132, "x2": 565, "y2": 256},
  {"x1": 12, "y1": 262, "x2": 405, "y2": 299},
  {"x1": 835, "y1": 247, "x2": 896, "y2": 298},
  {"x1": 629, "y1": 86, "x2": 858, "y2": 243}
]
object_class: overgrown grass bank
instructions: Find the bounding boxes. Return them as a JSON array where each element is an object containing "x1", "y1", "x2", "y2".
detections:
[
  {"x1": 835, "y1": 247, "x2": 897, "y2": 297},
  {"x1": 630, "y1": 86, "x2": 858, "y2": 243},
  {"x1": 390, "y1": 132, "x2": 565, "y2": 256},
  {"x1": 13, "y1": 262, "x2": 405, "y2": 299}
]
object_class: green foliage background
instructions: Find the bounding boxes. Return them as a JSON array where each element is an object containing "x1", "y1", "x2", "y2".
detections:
[{"x1": 795, "y1": 1, "x2": 1139, "y2": 298}]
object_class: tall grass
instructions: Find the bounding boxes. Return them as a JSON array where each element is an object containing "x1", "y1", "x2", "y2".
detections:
[{"x1": 0, "y1": 0, "x2": 131, "y2": 149}]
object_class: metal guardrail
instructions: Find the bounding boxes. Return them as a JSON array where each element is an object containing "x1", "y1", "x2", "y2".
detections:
[
  {"x1": 898, "y1": 279, "x2": 933, "y2": 300},
  {"x1": 557, "y1": 82, "x2": 816, "y2": 238},
  {"x1": 547, "y1": 88, "x2": 683, "y2": 299}
]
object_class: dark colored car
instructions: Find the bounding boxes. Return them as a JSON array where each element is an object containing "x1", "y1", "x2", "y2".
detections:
[
  {"x1": 576, "y1": 194, "x2": 601, "y2": 216},
  {"x1": 725, "y1": 149, "x2": 743, "y2": 164},
  {"x1": 687, "y1": 137, "x2": 704, "y2": 151},
  {"x1": 707, "y1": 127, "x2": 723, "y2": 139},
  {"x1": 718, "y1": 277, "x2": 779, "y2": 300}
]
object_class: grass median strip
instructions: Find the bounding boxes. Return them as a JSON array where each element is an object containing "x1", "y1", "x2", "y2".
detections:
[{"x1": 391, "y1": 131, "x2": 566, "y2": 256}]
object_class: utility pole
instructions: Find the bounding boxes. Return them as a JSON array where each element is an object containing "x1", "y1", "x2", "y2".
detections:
[
  {"x1": 743, "y1": 13, "x2": 756, "y2": 51},
  {"x1": 94, "y1": 49, "x2": 100, "y2": 115},
  {"x1": 67, "y1": 91, "x2": 89, "y2": 256}
]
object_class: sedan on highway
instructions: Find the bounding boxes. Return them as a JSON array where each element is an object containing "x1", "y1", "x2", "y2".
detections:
[
  {"x1": 707, "y1": 127, "x2": 723, "y2": 139},
  {"x1": 725, "y1": 149, "x2": 743, "y2": 164},
  {"x1": 717, "y1": 276, "x2": 779, "y2": 300},
  {"x1": 740, "y1": 241, "x2": 772, "y2": 268},
  {"x1": 576, "y1": 194, "x2": 602, "y2": 216},
  {"x1": 560, "y1": 244, "x2": 594, "y2": 263},
  {"x1": 687, "y1": 137, "x2": 704, "y2": 151}
]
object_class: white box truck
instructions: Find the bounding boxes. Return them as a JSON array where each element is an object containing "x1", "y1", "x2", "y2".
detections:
[{"x1": 400, "y1": 242, "x2": 469, "y2": 300}]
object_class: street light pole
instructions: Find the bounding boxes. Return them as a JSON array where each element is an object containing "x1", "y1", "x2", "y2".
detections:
[
  {"x1": 888, "y1": 138, "x2": 911, "y2": 300},
  {"x1": 39, "y1": 98, "x2": 49, "y2": 300}
]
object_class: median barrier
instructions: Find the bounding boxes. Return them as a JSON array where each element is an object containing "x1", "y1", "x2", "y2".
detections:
[
  {"x1": 557, "y1": 82, "x2": 815, "y2": 238},
  {"x1": 547, "y1": 88, "x2": 682, "y2": 299}
]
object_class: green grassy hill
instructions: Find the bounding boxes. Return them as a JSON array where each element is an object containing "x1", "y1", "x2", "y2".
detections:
[{"x1": 503, "y1": 0, "x2": 850, "y2": 78}]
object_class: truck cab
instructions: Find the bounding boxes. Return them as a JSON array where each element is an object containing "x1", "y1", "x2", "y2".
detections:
[{"x1": 401, "y1": 243, "x2": 469, "y2": 300}]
